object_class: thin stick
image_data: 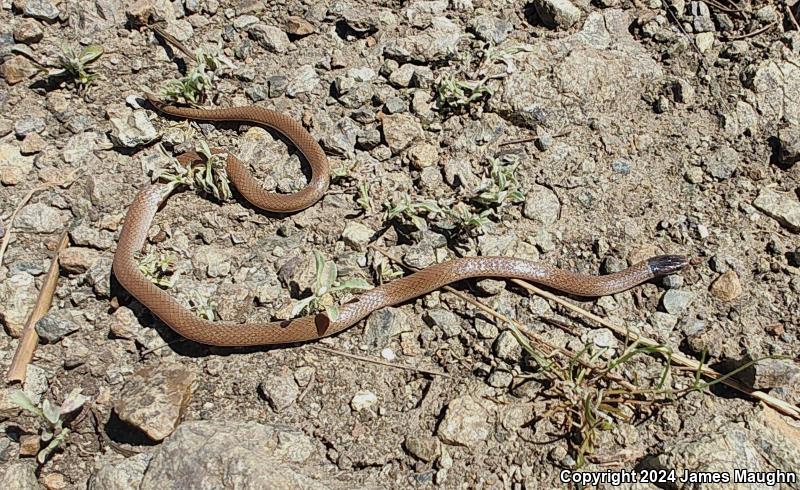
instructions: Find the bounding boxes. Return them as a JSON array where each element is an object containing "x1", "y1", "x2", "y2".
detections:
[
  {"x1": 310, "y1": 346, "x2": 452, "y2": 378},
  {"x1": 6, "y1": 231, "x2": 70, "y2": 383},
  {"x1": 510, "y1": 279, "x2": 800, "y2": 420},
  {"x1": 726, "y1": 21, "x2": 778, "y2": 40},
  {"x1": 149, "y1": 23, "x2": 195, "y2": 60}
]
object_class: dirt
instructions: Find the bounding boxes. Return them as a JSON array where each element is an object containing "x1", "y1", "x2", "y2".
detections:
[{"x1": 1, "y1": 0, "x2": 799, "y2": 488}]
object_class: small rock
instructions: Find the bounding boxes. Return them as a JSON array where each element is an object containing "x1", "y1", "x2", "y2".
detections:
[
  {"x1": 109, "y1": 308, "x2": 141, "y2": 341},
  {"x1": 650, "y1": 311, "x2": 678, "y2": 331},
  {"x1": 532, "y1": 0, "x2": 581, "y2": 30},
  {"x1": 69, "y1": 223, "x2": 114, "y2": 249},
  {"x1": 13, "y1": 18, "x2": 44, "y2": 44},
  {"x1": 388, "y1": 63, "x2": 416, "y2": 88},
  {"x1": 751, "y1": 359, "x2": 800, "y2": 403},
  {"x1": 474, "y1": 318, "x2": 499, "y2": 339},
  {"x1": 14, "y1": 202, "x2": 70, "y2": 233},
  {"x1": 267, "y1": 75, "x2": 288, "y2": 98},
  {"x1": 424, "y1": 308, "x2": 462, "y2": 338},
  {"x1": 0, "y1": 461, "x2": 41, "y2": 489},
  {"x1": 287, "y1": 64, "x2": 319, "y2": 97},
  {"x1": 0, "y1": 143, "x2": 34, "y2": 185},
  {"x1": 114, "y1": 363, "x2": 197, "y2": 441},
  {"x1": 437, "y1": 396, "x2": 490, "y2": 446},
  {"x1": 41, "y1": 473, "x2": 67, "y2": 490},
  {"x1": 404, "y1": 435, "x2": 440, "y2": 462},
  {"x1": 523, "y1": 185, "x2": 560, "y2": 226},
  {"x1": 341, "y1": 222, "x2": 374, "y2": 251},
  {"x1": 487, "y1": 370, "x2": 513, "y2": 388},
  {"x1": 382, "y1": 113, "x2": 423, "y2": 153},
  {"x1": 35, "y1": 310, "x2": 81, "y2": 343},
  {"x1": 19, "y1": 434, "x2": 40, "y2": 457},
  {"x1": 350, "y1": 390, "x2": 378, "y2": 412},
  {"x1": 0, "y1": 273, "x2": 38, "y2": 337},
  {"x1": 108, "y1": 109, "x2": 157, "y2": 148},
  {"x1": 753, "y1": 188, "x2": 800, "y2": 232},
  {"x1": 0, "y1": 56, "x2": 38, "y2": 84},
  {"x1": 285, "y1": 16, "x2": 314, "y2": 36},
  {"x1": 20, "y1": 133, "x2": 46, "y2": 154},
  {"x1": 407, "y1": 143, "x2": 438, "y2": 169},
  {"x1": 709, "y1": 270, "x2": 742, "y2": 301},
  {"x1": 493, "y1": 330, "x2": 522, "y2": 363},
  {"x1": 248, "y1": 24, "x2": 290, "y2": 53},
  {"x1": 661, "y1": 290, "x2": 695, "y2": 315},
  {"x1": 611, "y1": 159, "x2": 631, "y2": 175},
  {"x1": 695, "y1": 32, "x2": 714, "y2": 53},
  {"x1": 662, "y1": 274, "x2": 684, "y2": 289},
  {"x1": 703, "y1": 147, "x2": 739, "y2": 180},
  {"x1": 384, "y1": 96, "x2": 406, "y2": 114},
  {"x1": 259, "y1": 370, "x2": 300, "y2": 412},
  {"x1": 469, "y1": 15, "x2": 512, "y2": 44},
  {"x1": 362, "y1": 307, "x2": 410, "y2": 349},
  {"x1": 14, "y1": 115, "x2": 45, "y2": 137},
  {"x1": 776, "y1": 127, "x2": 799, "y2": 166},
  {"x1": 20, "y1": 0, "x2": 60, "y2": 21},
  {"x1": 88, "y1": 453, "x2": 151, "y2": 490},
  {"x1": 58, "y1": 247, "x2": 101, "y2": 274},
  {"x1": 356, "y1": 127, "x2": 381, "y2": 150}
]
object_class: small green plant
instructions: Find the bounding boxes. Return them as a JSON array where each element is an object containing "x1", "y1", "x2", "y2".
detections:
[
  {"x1": 356, "y1": 181, "x2": 373, "y2": 213},
  {"x1": 155, "y1": 141, "x2": 232, "y2": 201},
  {"x1": 291, "y1": 251, "x2": 372, "y2": 321},
  {"x1": 383, "y1": 196, "x2": 442, "y2": 231},
  {"x1": 446, "y1": 202, "x2": 492, "y2": 235},
  {"x1": 10, "y1": 388, "x2": 89, "y2": 464},
  {"x1": 161, "y1": 49, "x2": 221, "y2": 104},
  {"x1": 434, "y1": 43, "x2": 533, "y2": 112},
  {"x1": 138, "y1": 252, "x2": 177, "y2": 288},
  {"x1": 54, "y1": 45, "x2": 104, "y2": 90},
  {"x1": 474, "y1": 155, "x2": 526, "y2": 208}
]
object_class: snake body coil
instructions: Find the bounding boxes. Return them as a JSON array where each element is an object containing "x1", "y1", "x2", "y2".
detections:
[{"x1": 111, "y1": 96, "x2": 688, "y2": 347}]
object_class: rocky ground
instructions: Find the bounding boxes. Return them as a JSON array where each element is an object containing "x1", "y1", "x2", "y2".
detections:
[{"x1": 1, "y1": 0, "x2": 800, "y2": 488}]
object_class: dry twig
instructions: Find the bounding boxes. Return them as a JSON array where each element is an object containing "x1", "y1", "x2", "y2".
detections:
[{"x1": 7, "y1": 231, "x2": 70, "y2": 383}]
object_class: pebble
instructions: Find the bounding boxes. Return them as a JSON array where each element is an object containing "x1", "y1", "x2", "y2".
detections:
[
  {"x1": 424, "y1": 308, "x2": 463, "y2": 338},
  {"x1": 35, "y1": 310, "x2": 81, "y2": 343},
  {"x1": 611, "y1": 159, "x2": 631, "y2": 175},
  {"x1": 405, "y1": 435, "x2": 440, "y2": 462},
  {"x1": 382, "y1": 113, "x2": 423, "y2": 153},
  {"x1": 266, "y1": 74, "x2": 288, "y2": 98},
  {"x1": 341, "y1": 222, "x2": 374, "y2": 251},
  {"x1": 322, "y1": 117, "x2": 359, "y2": 156},
  {"x1": 259, "y1": 369, "x2": 300, "y2": 412},
  {"x1": 470, "y1": 15, "x2": 513, "y2": 44},
  {"x1": 384, "y1": 96, "x2": 407, "y2": 114},
  {"x1": 474, "y1": 318, "x2": 499, "y2": 339},
  {"x1": 356, "y1": 127, "x2": 381, "y2": 150},
  {"x1": 752, "y1": 188, "x2": 800, "y2": 232},
  {"x1": 493, "y1": 330, "x2": 522, "y2": 363},
  {"x1": 14, "y1": 115, "x2": 45, "y2": 137},
  {"x1": 113, "y1": 363, "x2": 197, "y2": 441},
  {"x1": 662, "y1": 274, "x2": 684, "y2": 289},
  {"x1": 15, "y1": 202, "x2": 70, "y2": 233},
  {"x1": 0, "y1": 461, "x2": 40, "y2": 489},
  {"x1": 69, "y1": 222, "x2": 114, "y2": 249},
  {"x1": 248, "y1": 24, "x2": 290, "y2": 53},
  {"x1": 58, "y1": 247, "x2": 101, "y2": 274},
  {"x1": 108, "y1": 109, "x2": 157, "y2": 148},
  {"x1": 437, "y1": 396, "x2": 490, "y2": 446},
  {"x1": 703, "y1": 147, "x2": 739, "y2": 180},
  {"x1": 20, "y1": 0, "x2": 60, "y2": 21},
  {"x1": 406, "y1": 143, "x2": 438, "y2": 169},
  {"x1": 0, "y1": 143, "x2": 34, "y2": 185},
  {"x1": 709, "y1": 270, "x2": 743, "y2": 301},
  {"x1": 287, "y1": 64, "x2": 319, "y2": 97},
  {"x1": 1, "y1": 56, "x2": 38, "y2": 84},
  {"x1": 777, "y1": 127, "x2": 799, "y2": 166},
  {"x1": 650, "y1": 311, "x2": 678, "y2": 331},
  {"x1": 351, "y1": 390, "x2": 378, "y2": 412},
  {"x1": 486, "y1": 369, "x2": 513, "y2": 388},
  {"x1": 388, "y1": 63, "x2": 416, "y2": 87},
  {"x1": 661, "y1": 290, "x2": 695, "y2": 315},
  {"x1": 13, "y1": 18, "x2": 43, "y2": 44},
  {"x1": 20, "y1": 133, "x2": 45, "y2": 154},
  {"x1": 362, "y1": 307, "x2": 410, "y2": 349},
  {"x1": 532, "y1": 0, "x2": 581, "y2": 30},
  {"x1": 695, "y1": 32, "x2": 714, "y2": 53},
  {"x1": 285, "y1": 16, "x2": 315, "y2": 36},
  {"x1": 523, "y1": 185, "x2": 561, "y2": 226}
]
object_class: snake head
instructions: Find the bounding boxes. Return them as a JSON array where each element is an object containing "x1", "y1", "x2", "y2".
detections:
[{"x1": 647, "y1": 255, "x2": 689, "y2": 276}]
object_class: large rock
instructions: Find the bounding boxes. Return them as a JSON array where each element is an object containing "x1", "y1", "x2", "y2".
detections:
[
  {"x1": 489, "y1": 10, "x2": 662, "y2": 129},
  {"x1": 113, "y1": 363, "x2": 197, "y2": 441}
]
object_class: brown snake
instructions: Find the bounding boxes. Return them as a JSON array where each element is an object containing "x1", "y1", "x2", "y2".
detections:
[{"x1": 111, "y1": 94, "x2": 689, "y2": 347}]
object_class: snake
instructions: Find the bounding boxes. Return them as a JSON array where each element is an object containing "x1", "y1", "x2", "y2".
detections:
[{"x1": 111, "y1": 94, "x2": 689, "y2": 347}]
